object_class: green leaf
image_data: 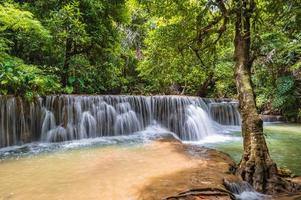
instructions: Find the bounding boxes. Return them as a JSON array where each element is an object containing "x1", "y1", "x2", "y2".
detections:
[{"x1": 64, "y1": 86, "x2": 74, "y2": 94}]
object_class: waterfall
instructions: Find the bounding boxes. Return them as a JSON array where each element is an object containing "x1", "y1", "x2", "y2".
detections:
[
  {"x1": 207, "y1": 99, "x2": 241, "y2": 126},
  {"x1": 41, "y1": 109, "x2": 56, "y2": 141},
  {"x1": 0, "y1": 95, "x2": 241, "y2": 148},
  {"x1": 224, "y1": 180, "x2": 267, "y2": 200},
  {"x1": 80, "y1": 111, "x2": 97, "y2": 139},
  {"x1": 182, "y1": 105, "x2": 215, "y2": 141}
]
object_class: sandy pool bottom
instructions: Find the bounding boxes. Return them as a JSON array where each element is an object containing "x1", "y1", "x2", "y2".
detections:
[{"x1": 1, "y1": 141, "x2": 230, "y2": 200}]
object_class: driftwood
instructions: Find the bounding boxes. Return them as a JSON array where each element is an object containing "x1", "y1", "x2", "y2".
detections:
[{"x1": 163, "y1": 187, "x2": 236, "y2": 200}]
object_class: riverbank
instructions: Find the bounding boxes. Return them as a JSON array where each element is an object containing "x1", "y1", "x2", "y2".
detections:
[
  {"x1": 139, "y1": 139, "x2": 239, "y2": 199},
  {"x1": 140, "y1": 140, "x2": 301, "y2": 200}
]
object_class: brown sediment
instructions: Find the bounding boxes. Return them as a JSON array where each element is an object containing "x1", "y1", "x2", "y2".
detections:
[
  {"x1": 275, "y1": 194, "x2": 301, "y2": 200},
  {"x1": 138, "y1": 140, "x2": 239, "y2": 200},
  {"x1": 142, "y1": 141, "x2": 301, "y2": 200}
]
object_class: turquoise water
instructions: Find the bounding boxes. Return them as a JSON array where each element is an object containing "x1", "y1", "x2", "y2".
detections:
[{"x1": 211, "y1": 124, "x2": 301, "y2": 175}]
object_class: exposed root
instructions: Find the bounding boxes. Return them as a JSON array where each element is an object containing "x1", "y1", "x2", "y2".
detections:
[
  {"x1": 237, "y1": 158, "x2": 301, "y2": 194},
  {"x1": 163, "y1": 187, "x2": 236, "y2": 200}
]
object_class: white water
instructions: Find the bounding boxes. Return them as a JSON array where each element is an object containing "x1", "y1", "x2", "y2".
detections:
[
  {"x1": 224, "y1": 180, "x2": 269, "y2": 200},
  {"x1": 0, "y1": 124, "x2": 176, "y2": 158},
  {"x1": 182, "y1": 105, "x2": 212, "y2": 140}
]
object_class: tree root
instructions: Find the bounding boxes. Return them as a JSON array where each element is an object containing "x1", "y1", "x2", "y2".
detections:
[
  {"x1": 163, "y1": 187, "x2": 236, "y2": 200},
  {"x1": 237, "y1": 158, "x2": 301, "y2": 194}
]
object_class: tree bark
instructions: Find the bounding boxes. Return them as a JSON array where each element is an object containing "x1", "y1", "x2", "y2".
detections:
[
  {"x1": 62, "y1": 37, "x2": 73, "y2": 87},
  {"x1": 233, "y1": 0, "x2": 280, "y2": 193}
]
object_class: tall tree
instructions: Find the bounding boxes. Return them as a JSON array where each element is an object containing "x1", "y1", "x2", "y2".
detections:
[
  {"x1": 232, "y1": 0, "x2": 277, "y2": 192},
  {"x1": 141, "y1": 0, "x2": 299, "y2": 192}
]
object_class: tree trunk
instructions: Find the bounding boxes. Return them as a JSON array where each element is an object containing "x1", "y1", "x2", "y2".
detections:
[
  {"x1": 196, "y1": 72, "x2": 215, "y2": 97},
  {"x1": 62, "y1": 37, "x2": 73, "y2": 87},
  {"x1": 233, "y1": 0, "x2": 282, "y2": 193}
]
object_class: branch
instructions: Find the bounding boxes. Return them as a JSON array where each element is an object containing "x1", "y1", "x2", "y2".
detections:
[
  {"x1": 250, "y1": 53, "x2": 267, "y2": 64},
  {"x1": 196, "y1": 0, "x2": 230, "y2": 45},
  {"x1": 190, "y1": 46, "x2": 207, "y2": 67},
  {"x1": 196, "y1": 15, "x2": 223, "y2": 43}
]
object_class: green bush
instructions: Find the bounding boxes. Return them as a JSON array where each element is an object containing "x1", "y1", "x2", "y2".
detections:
[{"x1": 0, "y1": 58, "x2": 61, "y2": 100}]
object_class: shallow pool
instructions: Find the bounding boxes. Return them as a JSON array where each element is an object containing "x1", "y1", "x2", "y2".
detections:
[
  {"x1": 0, "y1": 141, "x2": 200, "y2": 200},
  {"x1": 211, "y1": 123, "x2": 301, "y2": 175}
]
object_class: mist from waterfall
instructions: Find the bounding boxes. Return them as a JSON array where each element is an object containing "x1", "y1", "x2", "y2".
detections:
[{"x1": 0, "y1": 95, "x2": 241, "y2": 147}]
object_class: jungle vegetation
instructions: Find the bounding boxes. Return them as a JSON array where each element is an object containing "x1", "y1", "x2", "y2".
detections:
[
  {"x1": 0, "y1": 0, "x2": 300, "y2": 119},
  {"x1": 0, "y1": 0, "x2": 301, "y2": 193}
]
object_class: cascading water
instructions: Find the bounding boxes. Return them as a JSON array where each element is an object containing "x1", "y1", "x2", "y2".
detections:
[
  {"x1": 41, "y1": 109, "x2": 56, "y2": 141},
  {"x1": 207, "y1": 100, "x2": 241, "y2": 126},
  {"x1": 0, "y1": 95, "x2": 241, "y2": 148},
  {"x1": 224, "y1": 180, "x2": 268, "y2": 200},
  {"x1": 182, "y1": 105, "x2": 215, "y2": 141}
]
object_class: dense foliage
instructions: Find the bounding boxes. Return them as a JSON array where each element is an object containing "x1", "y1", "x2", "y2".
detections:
[
  {"x1": 0, "y1": 3, "x2": 59, "y2": 98},
  {"x1": 0, "y1": 0, "x2": 300, "y2": 119}
]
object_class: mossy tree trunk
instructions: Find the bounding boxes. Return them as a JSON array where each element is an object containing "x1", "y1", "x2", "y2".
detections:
[{"x1": 233, "y1": 0, "x2": 279, "y2": 193}]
